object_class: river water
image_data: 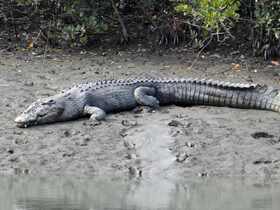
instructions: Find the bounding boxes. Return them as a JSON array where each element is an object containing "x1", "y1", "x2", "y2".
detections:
[{"x1": 0, "y1": 176, "x2": 279, "y2": 210}]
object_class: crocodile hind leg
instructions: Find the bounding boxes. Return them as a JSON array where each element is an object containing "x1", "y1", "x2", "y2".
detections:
[
  {"x1": 83, "y1": 105, "x2": 106, "y2": 121},
  {"x1": 134, "y1": 87, "x2": 159, "y2": 108}
]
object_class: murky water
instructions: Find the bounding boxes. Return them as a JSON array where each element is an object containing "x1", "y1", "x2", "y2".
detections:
[{"x1": 0, "y1": 176, "x2": 279, "y2": 210}]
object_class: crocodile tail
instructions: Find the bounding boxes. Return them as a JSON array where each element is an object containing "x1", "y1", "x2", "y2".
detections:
[
  {"x1": 270, "y1": 88, "x2": 280, "y2": 112},
  {"x1": 193, "y1": 81, "x2": 280, "y2": 112}
]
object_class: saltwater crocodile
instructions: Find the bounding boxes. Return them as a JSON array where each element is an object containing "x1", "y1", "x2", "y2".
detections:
[{"x1": 15, "y1": 78, "x2": 280, "y2": 128}]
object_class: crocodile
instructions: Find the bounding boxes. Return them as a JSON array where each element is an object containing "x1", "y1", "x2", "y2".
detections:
[{"x1": 14, "y1": 78, "x2": 280, "y2": 128}]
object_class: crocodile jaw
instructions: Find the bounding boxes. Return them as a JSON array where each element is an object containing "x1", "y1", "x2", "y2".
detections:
[{"x1": 14, "y1": 113, "x2": 37, "y2": 128}]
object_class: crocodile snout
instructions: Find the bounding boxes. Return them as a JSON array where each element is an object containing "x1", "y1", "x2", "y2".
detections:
[
  {"x1": 15, "y1": 115, "x2": 28, "y2": 128},
  {"x1": 14, "y1": 114, "x2": 36, "y2": 128}
]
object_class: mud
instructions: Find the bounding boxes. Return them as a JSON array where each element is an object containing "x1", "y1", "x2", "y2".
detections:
[{"x1": 1, "y1": 47, "x2": 280, "y2": 179}]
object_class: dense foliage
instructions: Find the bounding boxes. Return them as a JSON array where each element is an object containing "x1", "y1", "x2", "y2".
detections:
[
  {"x1": 175, "y1": 0, "x2": 240, "y2": 43},
  {"x1": 253, "y1": 0, "x2": 280, "y2": 59},
  {"x1": 0, "y1": 0, "x2": 279, "y2": 59}
]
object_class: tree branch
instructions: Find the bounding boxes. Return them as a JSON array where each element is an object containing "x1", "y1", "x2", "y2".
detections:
[{"x1": 110, "y1": 0, "x2": 128, "y2": 42}]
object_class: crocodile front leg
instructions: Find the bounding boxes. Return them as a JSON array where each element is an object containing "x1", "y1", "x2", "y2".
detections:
[
  {"x1": 134, "y1": 86, "x2": 159, "y2": 108},
  {"x1": 83, "y1": 105, "x2": 106, "y2": 121}
]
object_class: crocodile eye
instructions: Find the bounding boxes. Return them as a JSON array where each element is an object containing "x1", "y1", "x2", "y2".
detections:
[
  {"x1": 42, "y1": 100, "x2": 55, "y2": 106},
  {"x1": 38, "y1": 113, "x2": 47, "y2": 118}
]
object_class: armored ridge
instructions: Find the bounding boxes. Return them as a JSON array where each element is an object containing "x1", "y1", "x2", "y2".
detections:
[{"x1": 14, "y1": 78, "x2": 280, "y2": 127}]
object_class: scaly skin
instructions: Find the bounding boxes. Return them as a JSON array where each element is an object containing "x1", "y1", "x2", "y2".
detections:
[{"x1": 14, "y1": 78, "x2": 280, "y2": 128}]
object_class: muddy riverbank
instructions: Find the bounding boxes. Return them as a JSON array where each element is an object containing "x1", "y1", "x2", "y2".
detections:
[{"x1": 1, "y1": 47, "x2": 280, "y2": 179}]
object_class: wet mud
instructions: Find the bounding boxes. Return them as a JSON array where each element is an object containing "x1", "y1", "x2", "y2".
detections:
[{"x1": 1, "y1": 47, "x2": 280, "y2": 179}]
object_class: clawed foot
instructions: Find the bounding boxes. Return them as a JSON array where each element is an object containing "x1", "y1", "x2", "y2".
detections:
[
  {"x1": 145, "y1": 106, "x2": 157, "y2": 113},
  {"x1": 83, "y1": 105, "x2": 106, "y2": 125},
  {"x1": 89, "y1": 116, "x2": 102, "y2": 126},
  {"x1": 133, "y1": 106, "x2": 158, "y2": 114}
]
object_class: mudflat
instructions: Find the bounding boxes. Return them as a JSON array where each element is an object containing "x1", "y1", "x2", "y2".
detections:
[{"x1": 1, "y1": 47, "x2": 280, "y2": 178}]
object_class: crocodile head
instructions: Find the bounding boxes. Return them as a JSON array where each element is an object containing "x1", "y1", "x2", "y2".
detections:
[{"x1": 15, "y1": 97, "x2": 65, "y2": 128}]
